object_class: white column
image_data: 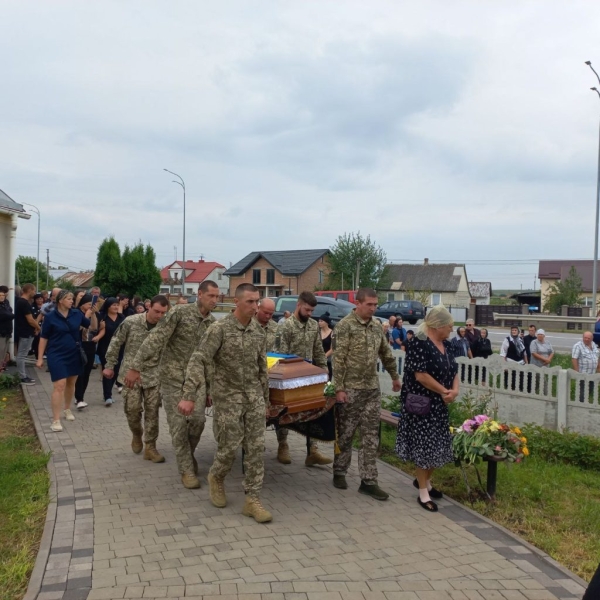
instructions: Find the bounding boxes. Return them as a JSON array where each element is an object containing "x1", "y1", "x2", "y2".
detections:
[{"x1": 556, "y1": 368, "x2": 568, "y2": 431}]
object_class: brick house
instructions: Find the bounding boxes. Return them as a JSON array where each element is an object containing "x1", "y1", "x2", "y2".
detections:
[
  {"x1": 225, "y1": 249, "x2": 330, "y2": 297},
  {"x1": 160, "y1": 259, "x2": 229, "y2": 296}
]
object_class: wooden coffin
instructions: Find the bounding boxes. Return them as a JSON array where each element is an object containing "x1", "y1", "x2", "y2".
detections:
[{"x1": 268, "y1": 357, "x2": 328, "y2": 413}]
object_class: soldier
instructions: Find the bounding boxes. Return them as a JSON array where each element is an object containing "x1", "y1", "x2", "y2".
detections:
[
  {"x1": 255, "y1": 298, "x2": 277, "y2": 351},
  {"x1": 332, "y1": 287, "x2": 401, "y2": 500},
  {"x1": 124, "y1": 280, "x2": 220, "y2": 489},
  {"x1": 181, "y1": 283, "x2": 272, "y2": 523},
  {"x1": 103, "y1": 295, "x2": 169, "y2": 462},
  {"x1": 275, "y1": 291, "x2": 331, "y2": 466}
]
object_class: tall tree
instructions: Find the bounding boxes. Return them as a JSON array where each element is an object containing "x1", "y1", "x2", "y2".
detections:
[
  {"x1": 95, "y1": 237, "x2": 126, "y2": 297},
  {"x1": 544, "y1": 266, "x2": 584, "y2": 313},
  {"x1": 122, "y1": 243, "x2": 162, "y2": 299},
  {"x1": 15, "y1": 255, "x2": 54, "y2": 289},
  {"x1": 143, "y1": 244, "x2": 163, "y2": 298},
  {"x1": 326, "y1": 232, "x2": 387, "y2": 290}
]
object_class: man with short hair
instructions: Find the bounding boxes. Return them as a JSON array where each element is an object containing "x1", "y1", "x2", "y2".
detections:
[
  {"x1": 125, "y1": 280, "x2": 220, "y2": 489},
  {"x1": 15, "y1": 283, "x2": 40, "y2": 385},
  {"x1": 41, "y1": 287, "x2": 61, "y2": 317},
  {"x1": 523, "y1": 324, "x2": 537, "y2": 363},
  {"x1": 464, "y1": 319, "x2": 481, "y2": 352},
  {"x1": 182, "y1": 284, "x2": 272, "y2": 523},
  {"x1": 278, "y1": 310, "x2": 291, "y2": 324},
  {"x1": 275, "y1": 291, "x2": 331, "y2": 466},
  {"x1": 333, "y1": 288, "x2": 401, "y2": 500},
  {"x1": 572, "y1": 331, "x2": 600, "y2": 402},
  {"x1": 255, "y1": 298, "x2": 277, "y2": 351},
  {"x1": 104, "y1": 295, "x2": 169, "y2": 462},
  {"x1": 387, "y1": 315, "x2": 397, "y2": 343}
]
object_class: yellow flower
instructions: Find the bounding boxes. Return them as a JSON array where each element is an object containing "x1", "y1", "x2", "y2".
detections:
[
  {"x1": 449, "y1": 426, "x2": 455, "y2": 434},
  {"x1": 520, "y1": 436, "x2": 527, "y2": 443},
  {"x1": 522, "y1": 447, "x2": 529, "y2": 456},
  {"x1": 489, "y1": 423, "x2": 500, "y2": 432},
  {"x1": 514, "y1": 427, "x2": 522, "y2": 435},
  {"x1": 1, "y1": 397, "x2": 6, "y2": 402}
]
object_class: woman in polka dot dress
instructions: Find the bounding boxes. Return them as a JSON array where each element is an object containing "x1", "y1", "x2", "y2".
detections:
[{"x1": 395, "y1": 305, "x2": 459, "y2": 512}]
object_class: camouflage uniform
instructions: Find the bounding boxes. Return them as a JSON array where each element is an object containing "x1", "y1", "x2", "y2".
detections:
[
  {"x1": 275, "y1": 314, "x2": 328, "y2": 444},
  {"x1": 105, "y1": 313, "x2": 160, "y2": 443},
  {"x1": 131, "y1": 303, "x2": 215, "y2": 475},
  {"x1": 258, "y1": 318, "x2": 278, "y2": 352},
  {"x1": 182, "y1": 314, "x2": 268, "y2": 495},
  {"x1": 332, "y1": 311, "x2": 399, "y2": 484}
]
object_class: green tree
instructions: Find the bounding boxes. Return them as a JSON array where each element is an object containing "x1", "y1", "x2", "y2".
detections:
[
  {"x1": 544, "y1": 266, "x2": 584, "y2": 313},
  {"x1": 326, "y1": 232, "x2": 387, "y2": 290},
  {"x1": 94, "y1": 237, "x2": 126, "y2": 297},
  {"x1": 15, "y1": 256, "x2": 54, "y2": 290},
  {"x1": 122, "y1": 243, "x2": 162, "y2": 299},
  {"x1": 143, "y1": 244, "x2": 163, "y2": 298}
]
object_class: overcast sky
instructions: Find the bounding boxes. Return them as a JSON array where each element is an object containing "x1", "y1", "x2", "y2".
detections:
[{"x1": 2, "y1": 1, "x2": 599, "y2": 290}]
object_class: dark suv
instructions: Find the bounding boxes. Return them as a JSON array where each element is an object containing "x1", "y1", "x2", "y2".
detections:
[
  {"x1": 268, "y1": 295, "x2": 355, "y2": 326},
  {"x1": 374, "y1": 300, "x2": 424, "y2": 324}
]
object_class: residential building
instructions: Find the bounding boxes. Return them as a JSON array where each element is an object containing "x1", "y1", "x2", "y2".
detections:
[
  {"x1": 539, "y1": 259, "x2": 600, "y2": 310},
  {"x1": 160, "y1": 259, "x2": 229, "y2": 296},
  {"x1": 381, "y1": 259, "x2": 472, "y2": 307},
  {"x1": 225, "y1": 249, "x2": 330, "y2": 297},
  {"x1": 468, "y1": 281, "x2": 493, "y2": 305},
  {"x1": 55, "y1": 271, "x2": 95, "y2": 292}
]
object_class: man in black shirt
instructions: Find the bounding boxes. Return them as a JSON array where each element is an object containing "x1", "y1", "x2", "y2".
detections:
[
  {"x1": 523, "y1": 324, "x2": 537, "y2": 363},
  {"x1": 15, "y1": 283, "x2": 40, "y2": 385}
]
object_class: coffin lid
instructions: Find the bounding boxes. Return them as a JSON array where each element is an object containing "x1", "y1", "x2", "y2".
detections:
[{"x1": 268, "y1": 357, "x2": 328, "y2": 381}]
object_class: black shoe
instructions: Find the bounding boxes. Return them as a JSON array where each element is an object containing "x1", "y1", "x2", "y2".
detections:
[
  {"x1": 417, "y1": 497, "x2": 438, "y2": 512},
  {"x1": 358, "y1": 481, "x2": 389, "y2": 501},
  {"x1": 333, "y1": 475, "x2": 348, "y2": 489},
  {"x1": 20, "y1": 377, "x2": 36, "y2": 386},
  {"x1": 413, "y1": 478, "x2": 443, "y2": 499}
]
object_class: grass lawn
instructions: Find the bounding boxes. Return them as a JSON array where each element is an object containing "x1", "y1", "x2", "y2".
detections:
[
  {"x1": 0, "y1": 385, "x2": 49, "y2": 600},
  {"x1": 377, "y1": 423, "x2": 600, "y2": 582}
]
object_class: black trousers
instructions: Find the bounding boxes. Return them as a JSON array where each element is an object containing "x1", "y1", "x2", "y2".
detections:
[
  {"x1": 75, "y1": 341, "x2": 97, "y2": 402},
  {"x1": 99, "y1": 353, "x2": 122, "y2": 401}
]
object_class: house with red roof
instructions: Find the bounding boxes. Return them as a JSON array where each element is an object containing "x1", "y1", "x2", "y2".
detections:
[{"x1": 160, "y1": 259, "x2": 229, "y2": 296}]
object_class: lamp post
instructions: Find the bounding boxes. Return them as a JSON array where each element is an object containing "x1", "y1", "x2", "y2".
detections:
[
  {"x1": 21, "y1": 202, "x2": 41, "y2": 291},
  {"x1": 585, "y1": 61, "x2": 600, "y2": 316},
  {"x1": 163, "y1": 169, "x2": 186, "y2": 295}
]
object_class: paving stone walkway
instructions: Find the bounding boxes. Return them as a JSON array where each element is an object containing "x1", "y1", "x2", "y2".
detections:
[{"x1": 22, "y1": 367, "x2": 588, "y2": 600}]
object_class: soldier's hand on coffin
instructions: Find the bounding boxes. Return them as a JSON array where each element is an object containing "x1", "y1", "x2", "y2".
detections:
[
  {"x1": 205, "y1": 395, "x2": 213, "y2": 408},
  {"x1": 392, "y1": 379, "x2": 401, "y2": 393},
  {"x1": 178, "y1": 399, "x2": 195, "y2": 416},
  {"x1": 124, "y1": 369, "x2": 141, "y2": 389},
  {"x1": 336, "y1": 391, "x2": 348, "y2": 404}
]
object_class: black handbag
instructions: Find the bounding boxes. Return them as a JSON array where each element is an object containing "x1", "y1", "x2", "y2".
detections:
[{"x1": 405, "y1": 393, "x2": 431, "y2": 416}]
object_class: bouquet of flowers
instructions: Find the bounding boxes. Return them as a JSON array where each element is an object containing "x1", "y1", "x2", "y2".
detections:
[
  {"x1": 452, "y1": 414, "x2": 529, "y2": 464},
  {"x1": 323, "y1": 381, "x2": 336, "y2": 398}
]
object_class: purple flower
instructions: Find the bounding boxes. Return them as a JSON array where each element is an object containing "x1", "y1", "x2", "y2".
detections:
[{"x1": 474, "y1": 414, "x2": 489, "y2": 425}]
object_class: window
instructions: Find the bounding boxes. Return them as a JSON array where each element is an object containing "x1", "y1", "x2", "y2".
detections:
[
  {"x1": 337, "y1": 292, "x2": 349, "y2": 302},
  {"x1": 266, "y1": 269, "x2": 275, "y2": 285},
  {"x1": 277, "y1": 298, "x2": 297, "y2": 313},
  {"x1": 387, "y1": 293, "x2": 395, "y2": 302},
  {"x1": 582, "y1": 297, "x2": 593, "y2": 307},
  {"x1": 160, "y1": 287, "x2": 170, "y2": 293},
  {"x1": 318, "y1": 270, "x2": 324, "y2": 284},
  {"x1": 186, "y1": 288, "x2": 193, "y2": 295},
  {"x1": 218, "y1": 272, "x2": 222, "y2": 280},
  {"x1": 252, "y1": 269, "x2": 261, "y2": 284},
  {"x1": 431, "y1": 293, "x2": 441, "y2": 306}
]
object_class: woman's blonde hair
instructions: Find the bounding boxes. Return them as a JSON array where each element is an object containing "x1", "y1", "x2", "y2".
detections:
[{"x1": 416, "y1": 305, "x2": 454, "y2": 340}]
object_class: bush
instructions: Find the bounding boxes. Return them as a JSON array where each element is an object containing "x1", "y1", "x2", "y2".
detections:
[
  {"x1": 522, "y1": 425, "x2": 600, "y2": 470},
  {"x1": 0, "y1": 374, "x2": 20, "y2": 390}
]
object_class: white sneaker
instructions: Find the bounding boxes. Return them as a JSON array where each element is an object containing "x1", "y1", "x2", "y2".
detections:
[
  {"x1": 76, "y1": 400, "x2": 88, "y2": 410},
  {"x1": 105, "y1": 398, "x2": 114, "y2": 406},
  {"x1": 51, "y1": 421, "x2": 63, "y2": 432},
  {"x1": 116, "y1": 384, "x2": 123, "y2": 394},
  {"x1": 64, "y1": 409, "x2": 75, "y2": 421}
]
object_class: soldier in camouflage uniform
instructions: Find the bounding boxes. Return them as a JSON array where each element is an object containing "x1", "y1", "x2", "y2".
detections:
[
  {"x1": 125, "y1": 281, "x2": 220, "y2": 489},
  {"x1": 332, "y1": 288, "x2": 401, "y2": 500},
  {"x1": 274, "y1": 291, "x2": 332, "y2": 466},
  {"x1": 104, "y1": 296, "x2": 169, "y2": 462},
  {"x1": 255, "y1": 298, "x2": 277, "y2": 351},
  {"x1": 181, "y1": 283, "x2": 272, "y2": 523}
]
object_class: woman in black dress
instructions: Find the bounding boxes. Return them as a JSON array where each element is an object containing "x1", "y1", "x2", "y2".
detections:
[
  {"x1": 395, "y1": 305, "x2": 459, "y2": 512},
  {"x1": 318, "y1": 314, "x2": 333, "y2": 379}
]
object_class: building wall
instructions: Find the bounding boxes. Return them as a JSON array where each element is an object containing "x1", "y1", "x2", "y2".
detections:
[
  {"x1": 205, "y1": 267, "x2": 229, "y2": 295},
  {"x1": 540, "y1": 278, "x2": 600, "y2": 311}
]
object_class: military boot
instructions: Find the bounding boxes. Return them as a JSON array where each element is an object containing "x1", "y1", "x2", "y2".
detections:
[
  {"x1": 131, "y1": 431, "x2": 143, "y2": 454},
  {"x1": 333, "y1": 474, "x2": 348, "y2": 489},
  {"x1": 208, "y1": 473, "x2": 227, "y2": 507},
  {"x1": 358, "y1": 481, "x2": 389, "y2": 501},
  {"x1": 181, "y1": 472, "x2": 201, "y2": 489},
  {"x1": 144, "y1": 443, "x2": 165, "y2": 463},
  {"x1": 242, "y1": 495, "x2": 273, "y2": 523},
  {"x1": 305, "y1": 444, "x2": 333, "y2": 466},
  {"x1": 277, "y1": 442, "x2": 292, "y2": 464}
]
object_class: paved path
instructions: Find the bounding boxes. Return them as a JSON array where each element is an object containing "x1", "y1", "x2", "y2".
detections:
[{"x1": 22, "y1": 367, "x2": 588, "y2": 600}]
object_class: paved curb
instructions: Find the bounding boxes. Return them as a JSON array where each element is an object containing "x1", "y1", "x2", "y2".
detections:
[{"x1": 22, "y1": 382, "x2": 58, "y2": 600}]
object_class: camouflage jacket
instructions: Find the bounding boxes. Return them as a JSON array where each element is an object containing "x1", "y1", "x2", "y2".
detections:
[
  {"x1": 104, "y1": 313, "x2": 158, "y2": 387},
  {"x1": 275, "y1": 314, "x2": 327, "y2": 370},
  {"x1": 130, "y1": 302, "x2": 215, "y2": 386},
  {"x1": 257, "y1": 318, "x2": 278, "y2": 352},
  {"x1": 182, "y1": 314, "x2": 268, "y2": 405},
  {"x1": 332, "y1": 310, "x2": 399, "y2": 392}
]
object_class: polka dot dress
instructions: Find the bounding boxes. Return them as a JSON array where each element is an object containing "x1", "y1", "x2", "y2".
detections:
[{"x1": 395, "y1": 337, "x2": 457, "y2": 469}]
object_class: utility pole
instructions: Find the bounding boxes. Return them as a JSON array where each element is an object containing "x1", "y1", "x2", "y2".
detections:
[
  {"x1": 355, "y1": 259, "x2": 361, "y2": 291},
  {"x1": 46, "y1": 249, "x2": 49, "y2": 290}
]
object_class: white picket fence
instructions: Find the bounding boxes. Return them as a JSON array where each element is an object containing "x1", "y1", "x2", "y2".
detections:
[{"x1": 377, "y1": 351, "x2": 600, "y2": 437}]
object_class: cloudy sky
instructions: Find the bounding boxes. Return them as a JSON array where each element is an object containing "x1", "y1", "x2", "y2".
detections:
[{"x1": 1, "y1": 1, "x2": 599, "y2": 289}]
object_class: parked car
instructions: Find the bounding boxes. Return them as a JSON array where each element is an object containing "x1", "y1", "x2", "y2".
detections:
[
  {"x1": 374, "y1": 300, "x2": 424, "y2": 324},
  {"x1": 268, "y1": 295, "x2": 355, "y2": 326},
  {"x1": 314, "y1": 290, "x2": 359, "y2": 304}
]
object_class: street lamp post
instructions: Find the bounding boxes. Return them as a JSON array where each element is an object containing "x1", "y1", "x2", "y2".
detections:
[
  {"x1": 21, "y1": 202, "x2": 41, "y2": 291},
  {"x1": 585, "y1": 61, "x2": 600, "y2": 316},
  {"x1": 163, "y1": 169, "x2": 186, "y2": 295}
]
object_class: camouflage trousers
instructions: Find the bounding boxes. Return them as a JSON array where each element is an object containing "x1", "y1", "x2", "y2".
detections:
[
  {"x1": 333, "y1": 388, "x2": 381, "y2": 485},
  {"x1": 210, "y1": 398, "x2": 265, "y2": 496},
  {"x1": 276, "y1": 426, "x2": 318, "y2": 449},
  {"x1": 123, "y1": 385, "x2": 161, "y2": 444},
  {"x1": 161, "y1": 381, "x2": 206, "y2": 475}
]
